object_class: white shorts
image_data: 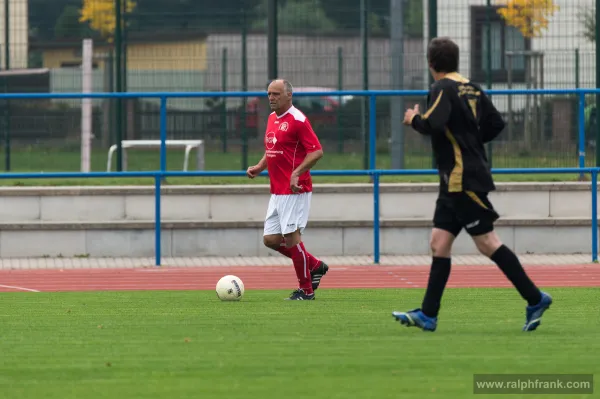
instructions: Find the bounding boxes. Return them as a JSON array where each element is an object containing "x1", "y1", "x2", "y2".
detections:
[{"x1": 263, "y1": 192, "x2": 312, "y2": 236}]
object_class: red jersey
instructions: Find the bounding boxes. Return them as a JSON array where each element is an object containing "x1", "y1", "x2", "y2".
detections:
[{"x1": 264, "y1": 106, "x2": 322, "y2": 195}]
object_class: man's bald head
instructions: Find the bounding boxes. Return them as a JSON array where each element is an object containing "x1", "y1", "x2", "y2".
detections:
[
  {"x1": 268, "y1": 79, "x2": 293, "y2": 94},
  {"x1": 267, "y1": 79, "x2": 294, "y2": 115}
]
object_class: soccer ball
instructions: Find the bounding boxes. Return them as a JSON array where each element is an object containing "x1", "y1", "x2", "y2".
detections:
[{"x1": 215, "y1": 275, "x2": 245, "y2": 301}]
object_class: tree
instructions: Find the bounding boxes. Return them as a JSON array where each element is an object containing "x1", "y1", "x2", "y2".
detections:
[
  {"x1": 404, "y1": 0, "x2": 423, "y2": 37},
  {"x1": 55, "y1": 5, "x2": 94, "y2": 39},
  {"x1": 252, "y1": 0, "x2": 337, "y2": 33},
  {"x1": 29, "y1": 0, "x2": 77, "y2": 40},
  {"x1": 577, "y1": 6, "x2": 595, "y2": 42},
  {"x1": 496, "y1": 0, "x2": 559, "y2": 38},
  {"x1": 79, "y1": 0, "x2": 137, "y2": 41}
]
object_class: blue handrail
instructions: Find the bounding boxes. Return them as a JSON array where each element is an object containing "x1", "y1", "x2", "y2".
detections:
[
  {"x1": 0, "y1": 167, "x2": 596, "y2": 265},
  {"x1": 0, "y1": 87, "x2": 600, "y2": 99},
  {"x1": 0, "y1": 88, "x2": 596, "y2": 266}
]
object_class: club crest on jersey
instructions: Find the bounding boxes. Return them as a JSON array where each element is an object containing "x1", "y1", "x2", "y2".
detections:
[
  {"x1": 279, "y1": 122, "x2": 289, "y2": 131},
  {"x1": 265, "y1": 131, "x2": 277, "y2": 150}
]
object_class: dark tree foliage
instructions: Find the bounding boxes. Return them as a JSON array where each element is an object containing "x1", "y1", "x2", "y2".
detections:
[
  {"x1": 29, "y1": 0, "x2": 423, "y2": 39},
  {"x1": 126, "y1": 0, "x2": 262, "y2": 33},
  {"x1": 29, "y1": 0, "x2": 77, "y2": 39}
]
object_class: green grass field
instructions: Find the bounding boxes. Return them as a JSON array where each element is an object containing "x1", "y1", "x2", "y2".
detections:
[
  {"x1": 0, "y1": 288, "x2": 597, "y2": 399},
  {"x1": 0, "y1": 147, "x2": 592, "y2": 186}
]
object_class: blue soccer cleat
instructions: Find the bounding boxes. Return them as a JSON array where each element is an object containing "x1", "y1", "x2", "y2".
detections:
[
  {"x1": 392, "y1": 308, "x2": 437, "y2": 332},
  {"x1": 523, "y1": 291, "x2": 552, "y2": 331}
]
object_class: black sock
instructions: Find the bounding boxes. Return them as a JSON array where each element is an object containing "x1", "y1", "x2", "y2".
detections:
[
  {"x1": 490, "y1": 245, "x2": 542, "y2": 306},
  {"x1": 421, "y1": 257, "x2": 452, "y2": 318}
]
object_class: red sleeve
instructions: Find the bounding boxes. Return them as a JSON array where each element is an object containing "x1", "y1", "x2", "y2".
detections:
[{"x1": 297, "y1": 118, "x2": 322, "y2": 153}]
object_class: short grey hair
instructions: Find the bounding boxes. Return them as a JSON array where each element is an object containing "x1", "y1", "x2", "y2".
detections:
[
  {"x1": 282, "y1": 80, "x2": 293, "y2": 94},
  {"x1": 270, "y1": 78, "x2": 293, "y2": 94}
]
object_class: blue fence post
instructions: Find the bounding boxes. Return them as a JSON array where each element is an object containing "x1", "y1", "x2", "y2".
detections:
[
  {"x1": 156, "y1": 95, "x2": 167, "y2": 267},
  {"x1": 592, "y1": 169, "x2": 598, "y2": 263},
  {"x1": 369, "y1": 95, "x2": 377, "y2": 170},
  {"x1": 160, "y1": 96, "x2": 168, "y2": 172},
  {"x1": 578, "y1": 91, "x2": 586, "y2": 178},
  {"x1": 155, "y1": 174, "x2": 162, "y2": 266},
  {"x1": 373, "y1": 171, "x2": 380, "y2": 264},
  {"x1": 368, "y1": 94, "x2": 379, "y2": 264}
]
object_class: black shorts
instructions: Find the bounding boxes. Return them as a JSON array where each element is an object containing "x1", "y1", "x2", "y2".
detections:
[{"x1": 433, "y1": 190, "x2": 499, "y2": 237}]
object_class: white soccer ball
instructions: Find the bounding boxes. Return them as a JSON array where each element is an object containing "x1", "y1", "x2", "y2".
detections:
[{"x1": 215, "y1": 275, "x2": 245, "y2": 301}]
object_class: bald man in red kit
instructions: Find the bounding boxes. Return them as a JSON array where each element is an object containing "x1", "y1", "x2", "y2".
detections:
[{"x1": 246, "y1": 79, "x2": 329, "y2": 300}]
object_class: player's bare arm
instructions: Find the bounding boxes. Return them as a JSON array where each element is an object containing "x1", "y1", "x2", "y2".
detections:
[
  {"x1": 247, "y1": 153, "x2": 268, "y2": 179},
  {"x1": 403, "y1": 104, "x2": 420, "y2": 125},
  {"x1": 290, "y1": 149, "x2": 323, "y2": 192},
  {"x1": 406, "y1": 85, "x2": 451, "y2": 135}
]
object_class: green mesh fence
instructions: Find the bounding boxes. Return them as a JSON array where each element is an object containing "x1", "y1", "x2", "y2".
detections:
[
  {"x1": 0, "y1": 0, "x2": 595, "y2": 174},
  {"x1": 425, "y1": 0, "x2": 595, "y2": 170}
]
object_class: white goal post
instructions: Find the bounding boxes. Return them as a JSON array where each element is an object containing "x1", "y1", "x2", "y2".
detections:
[{"x1": 81, "y1": 38, "x2": 93, "y2": 173}]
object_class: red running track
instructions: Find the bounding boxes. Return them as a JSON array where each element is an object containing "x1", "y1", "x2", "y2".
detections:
[{"x1": 0, "y1": 264, "x2": 599, "y2": 293}]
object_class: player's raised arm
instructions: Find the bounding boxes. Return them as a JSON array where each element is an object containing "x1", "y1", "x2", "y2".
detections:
[{"x1": 405, "y1": 84, "x2": 452, "y2": 136}]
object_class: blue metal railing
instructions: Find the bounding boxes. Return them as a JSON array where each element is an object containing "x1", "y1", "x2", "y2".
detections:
[{"x1": 0, "y1": 89, "x2": 597, "y2": 265}]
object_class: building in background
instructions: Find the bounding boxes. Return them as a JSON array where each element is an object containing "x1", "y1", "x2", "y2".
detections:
[
  {"x1": 0, "y1": 0, "x2": 591, "y2": 162},
  {"x1": 430, "y1": 0, "x2": 596, "y2": 147},
  {"x1": 0, "y1": 0, "x2": 29, "y2": 69},
  {"x1": 30, "y1": 31, "x2": 207, "y2": 110}
]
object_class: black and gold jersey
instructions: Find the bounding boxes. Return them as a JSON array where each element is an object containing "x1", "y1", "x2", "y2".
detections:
[{"x1": 410, "y1": 72, "x2": 505, "y2": 193}]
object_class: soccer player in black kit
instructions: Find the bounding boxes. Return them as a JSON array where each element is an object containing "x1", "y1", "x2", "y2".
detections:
[{"x1": 392, "y1": 37, "x2": 552, "y2": 332}]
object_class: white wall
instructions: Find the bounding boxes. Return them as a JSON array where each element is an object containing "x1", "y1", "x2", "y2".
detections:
[
  {"x1": 0, "y1": 0, "x2": 28, "y2": 69},
  {"x1": 205, "y1": 33, "x2": 426, "y2": 92}
]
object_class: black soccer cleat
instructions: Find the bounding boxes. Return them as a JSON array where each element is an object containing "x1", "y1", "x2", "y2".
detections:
[
  {"x1": 285, "y1": 288, "x2": 315, "y2": 300},
  {"x1": 311, "y1": 261, "x2": 329, "y2": 291}
]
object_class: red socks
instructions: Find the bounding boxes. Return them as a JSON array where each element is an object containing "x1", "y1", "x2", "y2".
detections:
[
  {"x1": 289, "y1": 243, "x2": 313, "y2": 294},
  {"x1": 275, "y1": 238, "x2": 293, "y2": 258},
  {"x1": 299, "y1": 242, "x2": 321, "y2": 271},
  {"x1": 275, "y1": 238, "x2": 320, "y2": 271},
  {"x1": 271, "y1": 237, "x2": 320, "y2": 293}
]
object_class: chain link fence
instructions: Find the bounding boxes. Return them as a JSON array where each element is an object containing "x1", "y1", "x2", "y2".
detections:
[
  {"x1": 0, "y1": 0, "x2": 595, "y2": 173},
  {"x1": 431, "y1": 0, "x2": 596, "y2": 170}
]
